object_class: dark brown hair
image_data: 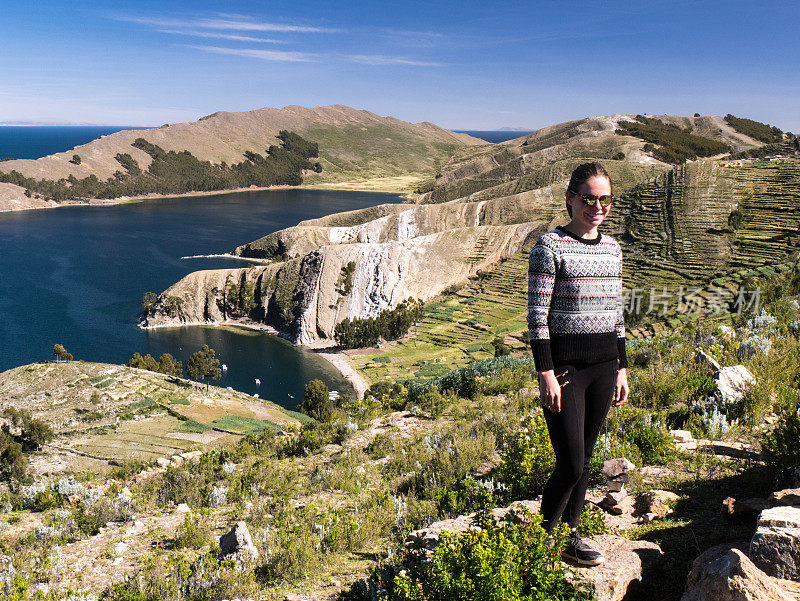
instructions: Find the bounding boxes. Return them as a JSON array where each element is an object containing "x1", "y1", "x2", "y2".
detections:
[{"x1": 566, "y1": 162, "x2": 612, "y2": 218}]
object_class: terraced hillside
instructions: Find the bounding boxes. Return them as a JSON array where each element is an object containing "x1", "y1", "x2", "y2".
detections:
[
  {"x1": 412, "y1": 114, "x2": 762, "y2": 205},
  {"x1": 0, "y1": 361, "x2": 303, "y2": 475},
  {"x1": 603, "y1": 158, "x2": 800, "y2": 288}
]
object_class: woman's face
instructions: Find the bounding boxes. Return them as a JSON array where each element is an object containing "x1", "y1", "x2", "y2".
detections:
[{"x1": 568, "y1": 175, "x2": 612, "y2": 230}]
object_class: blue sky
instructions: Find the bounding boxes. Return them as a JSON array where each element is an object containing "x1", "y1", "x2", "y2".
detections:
[{"x1": 1, "y1": 1, "x2": 797, "y2": 131}]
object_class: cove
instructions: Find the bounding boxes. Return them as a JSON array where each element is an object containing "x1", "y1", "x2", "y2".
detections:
[{"x1": 0, "y1": 189, "x2": 402, "y2": 407}]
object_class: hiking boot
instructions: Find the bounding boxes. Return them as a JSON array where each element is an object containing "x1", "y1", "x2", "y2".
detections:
[{"x1": 562, "y1": 531, "x2": 605, "y2": 566}]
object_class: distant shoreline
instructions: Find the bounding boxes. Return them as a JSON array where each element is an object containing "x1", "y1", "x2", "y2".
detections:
[{"x1": 0, "y1": 179, "x2": 412, "y2": 214}]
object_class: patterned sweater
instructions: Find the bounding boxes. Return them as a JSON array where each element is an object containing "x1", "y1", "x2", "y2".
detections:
[{"x1": 527, "y1": 225, "x2": 628, "y2": 372}]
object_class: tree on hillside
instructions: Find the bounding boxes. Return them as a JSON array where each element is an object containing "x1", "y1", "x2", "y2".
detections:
[
  {"x1": 186, "y1": 345, "x2": 222, "y2": 391},
  {"x1": 3, "y1": 407, "x2": 54, "y2": 452},
  {"x1": 158, "y1": 353, "x2": 183, "y2": 378},
  {"x1": 0, "y1": 431, "x2": 26, "y2": 483},
  {"x1": 53, "y1": 344, "x2": 73, "y2": 362},
  {"x1": 492, "y1": 336, "x2": 512, "y2": 357},
  {"x1": 70, "y1": 154, "x2": 81, "y2": 165},
  {"x1": 299, "y1": 379, "x2": 333, "y2": 422},
  {"x1": 141, "y1": 291, "x2": 158, "y2": 313}
]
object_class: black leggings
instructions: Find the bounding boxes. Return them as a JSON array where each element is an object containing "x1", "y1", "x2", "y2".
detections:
[{"x1": 539, "y1": 358, "x2": 618, "y2": 532}]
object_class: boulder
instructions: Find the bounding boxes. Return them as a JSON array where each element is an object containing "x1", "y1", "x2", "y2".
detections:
[
  {"x1": 769, "y1": 489, "x2": 800, "y2": 507},
  {"x1": 750, "y1": 506, "x2": 800, "y2": 580},
  {"x1": 718, "y1": 325, "x2": 736, "y2": 339},
  {"x1": 176, "y1": 503, "x2": 190, "y2": 513},
  {"x1": 645, "y1": 490, "x2": 680, "y2": 518},
  {"x1": 156, "y1": 457, "x2": 170, "y2": 468},
  {"x1": 716, "y1": 365, "x2": 756, "y2": 404},
  {"x1": 670, "y1": 429, "x2": 694, "y2": 443},
  {"x1": 219, "y1": 521, "x2": 259, "y2": 562},
  {"x1": 682, "y1": 543, "x2": 794, "y2": 601},
  {"x1": 565, "y1": 535, "x2": 664, "y2": 601},
  {"x1": 599, "y1": 493, "x2": 634, "y2": 516},
  {"x1": 603, "y1": 458, "x2": 635, "y2": 479},
  {"x1": 408, "y1": 499, "x2": 541, "y2": 552}
]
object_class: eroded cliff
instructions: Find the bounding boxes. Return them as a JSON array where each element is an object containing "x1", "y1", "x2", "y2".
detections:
[{"x1": 141, "y1": 192, "x2": 549, "y2": 343}]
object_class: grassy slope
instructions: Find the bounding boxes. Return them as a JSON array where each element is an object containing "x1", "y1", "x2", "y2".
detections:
[{"x1": 0, "y1": 361, "x2": 301, "y2": 468}]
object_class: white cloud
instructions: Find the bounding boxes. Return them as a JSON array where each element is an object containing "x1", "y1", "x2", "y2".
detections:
[
  {"x1": 188, "y1": 45, "x2": 316, "y2": 62},
  {"x1": 116, "y1": 15, "x2": 338, "y2": 34},
  {"x1": 157, "y1": 29, "x2": 286, "y2": 44},
  {"x1": 346, "y1": 54, "x2": 445, "y2": 67}
]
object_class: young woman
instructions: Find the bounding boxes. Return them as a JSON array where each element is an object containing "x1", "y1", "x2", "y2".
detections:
[{"x1": 527, "y1": 162, "x2": 630, "y2": 566}]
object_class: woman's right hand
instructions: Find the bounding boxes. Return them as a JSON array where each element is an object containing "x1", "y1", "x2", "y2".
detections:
[{"x1": 538, "y1": 370, "x2": 562, "y2": 412}]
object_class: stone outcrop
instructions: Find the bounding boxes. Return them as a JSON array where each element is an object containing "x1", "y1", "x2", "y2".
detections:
[
  {"x1": 682, "y1": 544, "x2": 796, "y2": 601},
  {"x1": 750, "y1": 506, "x2": 800, "y2": 580},
  {"x1": 644, "y1": 489, "x2": 680, "y2": 518},
  {"x1": 143, "y1": 194, "x2": 542, "y2": 343},
  {"x1": 219, "y1": 521, "x2": 259, "y2": 562},
  {"x1": 717, "y1": 365, "x2": 756, "y2": 404},
  {"x1": 722, "y1": 497, "x2": 770, "y2": 525},
  {"x1": 769, "y1": 490, "x2": 800, "y2": 507},
  {"x1": 565, "y1": 535, "x2": 664, "y2": 601}
]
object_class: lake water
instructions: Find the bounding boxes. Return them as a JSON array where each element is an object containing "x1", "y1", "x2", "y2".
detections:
[
  {"x1": 0, "y1": 189, "x2": 402, "y2": 407},
  {"x1": 0, "y1": 126, "x2": 147, "y2": 160},
  {"x1": 455, "y1": 130, "x2": 533, "y2": 143}
]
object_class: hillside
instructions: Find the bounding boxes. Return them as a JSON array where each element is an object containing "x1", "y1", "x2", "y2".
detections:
[
  {"x1": 142, "y1": 113, "x2": 794, "y2": 346},
  {"x1": 0, "y1": 361, "x2": 302, "y2": 476},
  {"x1": 0, "y1": 104, "x2": 484, "y2": 206}
]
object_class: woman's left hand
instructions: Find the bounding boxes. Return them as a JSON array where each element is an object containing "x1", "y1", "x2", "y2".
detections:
[{"x1": 613, "y1": 367, "x2": 629, "y2": 407}]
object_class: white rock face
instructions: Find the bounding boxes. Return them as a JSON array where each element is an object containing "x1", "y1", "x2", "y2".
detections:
[
  {"x1": 670, "y1": 429, "x2": 694, "y2": 443},
  {"x1": 750, "y1": 506, "x2": 800, "y2": 580},
  {"x1": 602, "y1": 458, "x2": 635, "y2": 479},
  {"x1": 716, "y1": 365, "x2": 756, "y2": 403}
]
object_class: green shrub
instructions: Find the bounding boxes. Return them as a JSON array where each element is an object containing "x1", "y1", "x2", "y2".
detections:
[
  {"x1": 607, "y1": 407, "x2": 675, "y2": 466},
  {"x1": 383, "y1": 509, "x2": 592, "y2": 601},
  {"x1": 173, "y1": 512, "x2": 213, "y2": 549},
  {"x1": 299, "y1": 379, "x2": 333, "y2": 422},
  {"x1": 495, "y1": 414, "x2": 555, "y2": 499},
  {"x1": 761, "y1": 394, "x2": 800, "y2": 486},
  {"x1": 578, "y1": 505, "x2": 607, "y2": 536}
]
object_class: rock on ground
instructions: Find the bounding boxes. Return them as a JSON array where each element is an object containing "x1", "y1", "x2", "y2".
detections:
[
  {"x1": 682, "y1": 543, "x2": 796, "y2": 601},
  {"x1": 769, "y1": 490, "x2": 800, "y2": 507},
  {"x1": 750, "y1": 506, "x2": 800, "y2": 580},
  {"x1": 564, "y1": 535, "x2": 664, "y2": 601},
  {"x1": 716, "y1": 365, "x2": 756, "y2": 404},
  {"x1": 219, "y1": 521, "x2": 259, "y2": 562}
]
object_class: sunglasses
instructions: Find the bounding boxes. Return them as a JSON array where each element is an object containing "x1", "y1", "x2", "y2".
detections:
[{"x1": 568, "y1": 189, "x2": 614, "y2": 207}]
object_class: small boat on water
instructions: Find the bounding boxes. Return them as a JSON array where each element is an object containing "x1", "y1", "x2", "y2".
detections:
[
  {"x1": 255, "y1": 378, "x2": 261, "y2": 386},
  {"x1": 222, "y1": 364, "x2": 228, "y2": 371}
]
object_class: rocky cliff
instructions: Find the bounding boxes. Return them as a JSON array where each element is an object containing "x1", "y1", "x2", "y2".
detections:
[{"x1": 142, "y1": 192, "x2": 547, "y2": 343}]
